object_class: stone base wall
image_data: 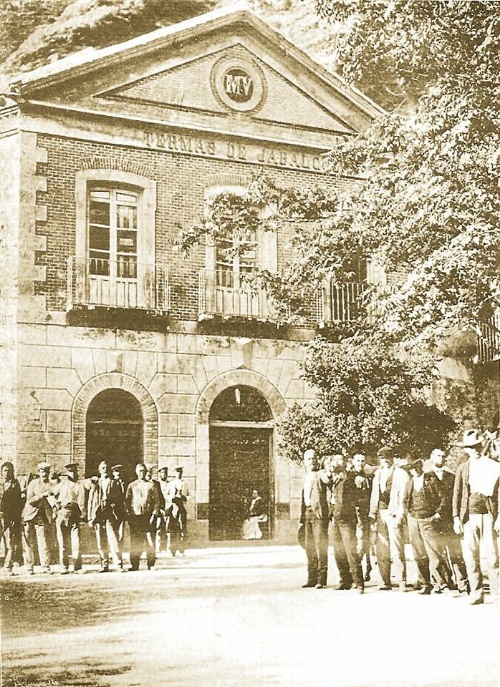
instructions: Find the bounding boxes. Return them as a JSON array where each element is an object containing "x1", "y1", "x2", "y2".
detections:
[{"x1": 16, "y1": 320, "x2": 313, "y2": 543}]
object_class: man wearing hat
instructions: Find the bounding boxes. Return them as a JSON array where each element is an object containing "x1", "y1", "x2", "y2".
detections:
[
  {"x1": 21, "y1": 461, "x2": 57, "y2": 574},
  {"x1": 452, "y1": 429, "x2": 500, "y2": 604},
  {"x1": 87, "y1": 460, "x2": 126, "y2": 572},
  {"x1": 155, "y1": 467, "x2": 170, "y2": 554},
  {"x1": 52, "y1": 463, "x2": 85, "y2": 573},
  {"x1": 110, "y1": 464, "x2": 127, "y2": 545},
  {"x1": 369, "y1": 447, "x2": 410, "y2": 591},
  {"x1": 166, "y1": 466, "x2": 190, "y2": 556},
  {"x1": 403, "y1": 457, "x2": 453, "y2": 594},
  {"x1": 429, "y1": 448, "x2": 468, "y2": 593}
]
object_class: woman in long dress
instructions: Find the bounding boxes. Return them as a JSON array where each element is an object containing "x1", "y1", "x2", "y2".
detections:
[{"x1": 241, "y1": 489, "x2": 267, "y2": 540}]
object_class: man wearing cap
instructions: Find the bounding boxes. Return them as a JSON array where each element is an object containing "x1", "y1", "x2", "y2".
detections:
[
  {"x1": 403, "y1": 457, "x2": 453, "y2": 594},
  {"x1": 166, "y1": 466, "x2": 190, "y2": 556},
  {"x1": 331, "y1": 456, "x2": 366, "y2": 593},
  {"x1": 155, "y1": 467, "x2": 170, "y2": 554},
  {"x1": 429, "y1": 448, "x2": 468, "y2": 593},
  {"x1": 299, "y1": 449, "x2": 332, "y2": 588},
  {"x1": 125, "y1": 463, "x2": 161, "y2": 570},
  {"x1": 0, "y1": 462, "x2": 23, "y2": 575},
  {"x1": 110, "y1": 464, "x2": 127, "y2": 546},
  {"x1": 369, "y1": 447, "x2": 409, "y2": 591},
  {"x1": 21, "y1": 461, "x2": 57, "y2": 574},
  {"x1": 452, "y1": 429, "x2": 500, "y2": 604},
  {"x1": 87, "y1": 460, "x2": 126, "y2": 572},
  {"x1": 52, "y1": 463, "x2": 85, "y2": 573}
]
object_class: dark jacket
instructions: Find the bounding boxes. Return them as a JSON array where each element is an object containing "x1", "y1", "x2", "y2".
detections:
[
  {"x1": 0, "y1": 479, "x2": 23, "y2": 523},
  {"x1": 332, "y1": 472, "x2": 364, "y2": 522},
  {"x1": 403, "y1": 472, "x2": 445, "y2": 519}
]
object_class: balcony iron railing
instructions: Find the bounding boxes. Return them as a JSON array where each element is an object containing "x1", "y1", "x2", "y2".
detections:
[
  {"x1": 67, "y1": 257, "x2": 170, "y2": 311},
  {"x1": 317, "y1": 282, "x2": 367, "y2": 326},
  {"x1": 198, "y1": 268, "x2": 274, "y2": 320},
  {"x1": 478, "y1": 311, "x2": 500, "y2": 363}
]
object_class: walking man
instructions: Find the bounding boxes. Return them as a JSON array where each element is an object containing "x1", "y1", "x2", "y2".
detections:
[
  {"x1": 453, "y1": 429, "x2": 500, "y2": 604},
  {"x1": 299, "y1": 449, "x2": 332, "y2": 588}
]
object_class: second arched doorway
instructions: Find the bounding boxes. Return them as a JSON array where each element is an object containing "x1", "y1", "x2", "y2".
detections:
[
  {"x1": 86, "y1": 388, "x2": 143, "y2": 482},
  {"x1": 209, "y1": 385, "x2": 274, "y2": 541}
]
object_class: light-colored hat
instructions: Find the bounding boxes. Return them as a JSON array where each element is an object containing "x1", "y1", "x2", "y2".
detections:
[{"x1": 458, "y1": 430, "x2": 484, "y2": 448}]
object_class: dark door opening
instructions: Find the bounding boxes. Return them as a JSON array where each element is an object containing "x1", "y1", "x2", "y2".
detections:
[
  {"x1": 86, "y1": 388, "x2": 143, "y2": 483},
  {"x1": 209, "y1": 426, "x2": 272, "y2": 541}
]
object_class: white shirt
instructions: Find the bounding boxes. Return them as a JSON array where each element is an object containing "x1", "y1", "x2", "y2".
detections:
[{"x1": 303, "y1": 472, "x2": 316, "y2": 507}]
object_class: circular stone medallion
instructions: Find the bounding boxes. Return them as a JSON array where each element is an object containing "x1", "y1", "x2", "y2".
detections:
[{"x1": 211, "y1": 57, "x2": 266, "y2": 113}]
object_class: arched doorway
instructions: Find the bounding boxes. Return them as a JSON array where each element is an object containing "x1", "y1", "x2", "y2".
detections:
[
  {"x1": 209, "y1": 385, "x2": 273, "y2": 541},
  {"x1": 86, "y1": 389, "x2": 143, "y2": 482}
]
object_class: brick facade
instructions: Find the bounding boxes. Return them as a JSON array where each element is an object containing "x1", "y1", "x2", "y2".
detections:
[{"x1": 1, "y1": 6, "x2": 383, "y2": 543}]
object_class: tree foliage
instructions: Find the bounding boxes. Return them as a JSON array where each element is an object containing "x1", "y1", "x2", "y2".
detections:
[
  {"x1": 177, "y1": 2, "x2": 497, "y2": 459},
  {"x1": 277, "y1": 336, "x2": 455, "y2": 463}
]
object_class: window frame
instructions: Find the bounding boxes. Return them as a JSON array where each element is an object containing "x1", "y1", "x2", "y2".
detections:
[{"x1": 75, "y1": 170, "x2": 156, "y2": 308}]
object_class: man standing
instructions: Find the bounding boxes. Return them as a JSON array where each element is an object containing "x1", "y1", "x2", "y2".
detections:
[
  {"x1": 0, "y1": 462, "x2": 23, "y2": 575},
  {"x1": 21, "y1": 461, "x2": 56, "y2": 574},
  {"x1": 453, "y1": 429, "x2": 500, "y2": 604},
  {"x1": 125, "y1": 463, "x2": 161, "y2": 571},
  {"x1": 352, "y1": 453, "x2": 374, "y2": 582},
  {"x1": 87, "y1": 460, "x2": 125, "y2": 572},
  {"x1": 299, "y1": 449, "x2": 332, "y2": 589},
  {"x1": 110, "y1": 464, "x2": 128, "y2": 546},
  {"x1": 429, "y1": 448, "x2": 468, "y2": 593},
  {"x1": 403, "y1": 458, "x2": 453, "y2": 594},
  {"x1": 155, "y1": 467, "x2": 170, "y2": 554},
  {"x1": 369, "y1": 447, "x2": 409, "y2": 591},
  {"x1": 166, "y1": 466, "x2": 190, "y2": 556},
  {"x1": 53, "y1": 463, "x2": 85, "y2": 574},
  {"x1": 331, "y1": 460, "x2": 365, "y2": 593}
]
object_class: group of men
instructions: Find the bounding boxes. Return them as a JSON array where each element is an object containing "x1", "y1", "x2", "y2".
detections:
[
  {"x1": 0, "y1": 460, "x2": 189, "y2": 575},
  {"x1": 300, "y1": 429, "x2": 500, "y2": 604}
]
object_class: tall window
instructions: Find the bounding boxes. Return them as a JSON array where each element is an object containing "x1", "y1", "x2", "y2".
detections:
[
  {"x1": 215, "y1": 232, "x2": 258, "y2": 288},
  {"x1": 72, "y1": 169, "x2": 157, "y2": 311},
  {"x1": 88, "y1": 188, "x2": 139, "y2": 279}
]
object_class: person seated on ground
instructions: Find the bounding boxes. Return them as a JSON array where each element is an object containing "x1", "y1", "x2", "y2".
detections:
[{"x1": 241, "y1": 489, "x2": 267, "y2": 540}]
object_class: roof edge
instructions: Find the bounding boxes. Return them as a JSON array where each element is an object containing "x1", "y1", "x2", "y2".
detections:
[{"x1": 12, "y1": 1, "x2": 385, "y2": 121}]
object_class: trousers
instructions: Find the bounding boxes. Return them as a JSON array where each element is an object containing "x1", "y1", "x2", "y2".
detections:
[
  {"x1": 462, "y1": 513, "x2": 499, "y2": 600},
  {"x1": 304, "y1": 507, "x2": 329, "y2": 586}
]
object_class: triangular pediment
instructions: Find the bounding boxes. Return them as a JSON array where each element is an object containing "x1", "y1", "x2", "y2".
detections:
[
  {"x1": 102, "y1": 44, "x2": 353, "y2": 134},
  {"x1": 13, "y1": 4, "x2": 384, "y2": 145}
]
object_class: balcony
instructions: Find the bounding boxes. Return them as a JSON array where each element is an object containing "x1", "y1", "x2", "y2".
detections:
[
  {"x1": 67, "y1": 257, "x2": 170, "y2": 312},
  {"x1": 317, "y1": 282, "x2": 367, "y2": 327},
  {"x1": 198, "y1": 268, "x2": 274, "y2": 321},
  {"x1": 478, "y1": 311, "x2": 500, "y2": 363}
]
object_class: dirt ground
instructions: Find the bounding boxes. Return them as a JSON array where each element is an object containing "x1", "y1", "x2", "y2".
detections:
[{"x1": 1, "y1": 545, "x2": 499, "y2": 687}]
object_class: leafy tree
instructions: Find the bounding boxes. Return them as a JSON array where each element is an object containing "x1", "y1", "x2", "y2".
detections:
[
  {"x1": 277, "y1": 336, "x2": 455, "y2": 463},
  {"x1": 178, "y1": 2, "x2": 497, "y2": 457}
]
